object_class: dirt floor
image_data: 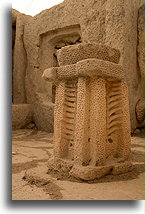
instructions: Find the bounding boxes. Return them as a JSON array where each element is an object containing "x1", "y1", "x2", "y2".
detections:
[{"x1": 12, "y1": 129, "x2": 144, "y2": 200}]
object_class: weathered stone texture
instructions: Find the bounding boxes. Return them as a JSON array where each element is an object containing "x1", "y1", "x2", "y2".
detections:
[
  {"x1": 136, "y1": 5, "x2": 144, "y2": 127},
  {"x1": 43, "y1": 43, "x2": 132, "y2": 180},
  {"x1": 33, "y1": 101, "x2": 54, "y2": 133},
  {"x1": 136, "y1": 99, "x2": 144, "y2": 125},
  {"x1": 137, "y1": 5, "x2": 144, "y2": 78},
  {"x1": 12, "y1": 9, "x2": 20, "y2": 25},
  {"x1": 105, "y1": 0, "x2": 144, "y2": 131},
  {"x1": 13, "y1": 13, "x2": 32, "y2": 104},
  {"x1": 12, "y1": 0, "x2": 144, "y2": 132},
  {"x1": 12, "y1": 104, "x2": 33, "y2": 129}
]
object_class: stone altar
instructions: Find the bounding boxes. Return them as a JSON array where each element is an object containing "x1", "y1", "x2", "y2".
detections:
[{"x1": 43, "y1": 43, "x2": 133, "y2": 180}]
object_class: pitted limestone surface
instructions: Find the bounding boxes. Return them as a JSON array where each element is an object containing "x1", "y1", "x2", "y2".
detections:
[
  {"x1": 106, "y1": 81, "x2": 123, "y2": 158},
  {"x1": 43, "y1": 58, "x2": 124, "y2": 82},
  {"x1": 12, "y1": 1, "x2": 144, "y2": 132},
  {"x1": 76, "y1": 59, "x2": 124, "y2": 80},
  {"x1": 43, "y1": 42, "x2": 132, "y2": 180},
  {"x1": 57, "y1": 65, "x2": 77, "y2": 80},
  {"x1": 57, "y1": 43, "x2": 120, "y2": 66}
]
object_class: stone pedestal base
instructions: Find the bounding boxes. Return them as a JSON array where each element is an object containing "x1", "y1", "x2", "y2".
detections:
[{"x1": 48, "y1": 158, "x2": 133, "y2": 181}]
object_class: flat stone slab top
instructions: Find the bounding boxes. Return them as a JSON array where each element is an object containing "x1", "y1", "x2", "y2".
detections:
[
  {"x1": 43, "y1": 58, "x2": 124, "y2": 81},
  {"x1": 57, "y1": 43, "x2": 120, "y2": 66}
]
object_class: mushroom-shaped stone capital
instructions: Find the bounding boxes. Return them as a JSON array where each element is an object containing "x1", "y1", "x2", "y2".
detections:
[{"x1": 42, "y1": 67, "x2": 58, "y2": 83}]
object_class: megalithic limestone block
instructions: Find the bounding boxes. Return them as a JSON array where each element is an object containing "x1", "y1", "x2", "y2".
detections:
[
  {"x1": 89, "y1": 78, "x2": 106, "y2": 166},
  {"x1": 43, "y1": 43, "x2": 132, "y2": 181},
  {"x1": 73, "y1": 77, "x2": 90, "y2": 165}
]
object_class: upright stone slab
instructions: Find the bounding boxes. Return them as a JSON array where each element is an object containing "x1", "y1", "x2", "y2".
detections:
[{"x1": 43, "y1": 43, "x2": 132, "y2": 181}]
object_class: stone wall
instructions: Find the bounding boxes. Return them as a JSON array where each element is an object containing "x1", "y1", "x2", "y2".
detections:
[
  {"x1": 12, "y1": 0, "x2": 144, "y2": 132},
  {"x1": 136, "y1": 5, "x2": 144, "y2": 128},
  {"x1": 105, "y1": 0, "x2": 143, "y2": 131},
  {"x1": 12, "y1": 9, "x2": 32, "y2": 104}
]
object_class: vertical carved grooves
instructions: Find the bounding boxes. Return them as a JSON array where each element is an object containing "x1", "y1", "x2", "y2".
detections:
[
  {"x1": 62, "y1": 79, "x2": 77, "y2": 153},
  {"x1": 106, "y1": 81, "x2": 123, "y2": 139}
]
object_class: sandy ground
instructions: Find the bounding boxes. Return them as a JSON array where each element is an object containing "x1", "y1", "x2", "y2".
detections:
[{"x1": 12, "y1": 129, "x2": 144, "y2": 200}]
